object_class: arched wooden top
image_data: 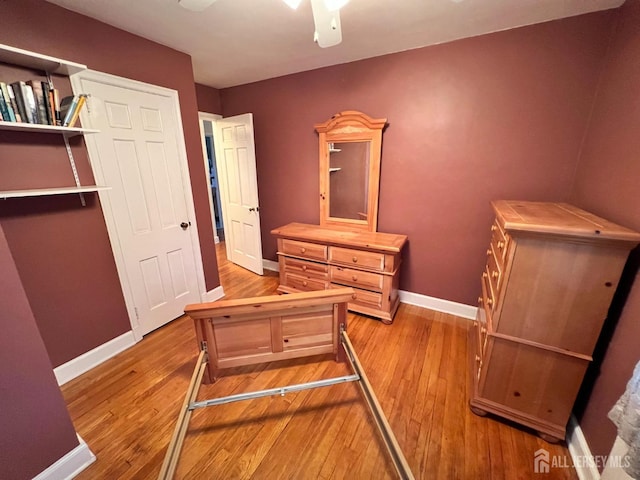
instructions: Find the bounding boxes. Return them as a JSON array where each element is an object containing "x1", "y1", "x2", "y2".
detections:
[{"x1": 314, "y1": 110, "x2": 387, "y2": 133}]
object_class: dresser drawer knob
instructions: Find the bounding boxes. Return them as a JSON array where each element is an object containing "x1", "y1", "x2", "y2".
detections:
[
  {"x1": 352, "y1": 293, "x2": 358, "y2": 300},
  {"x1": 487, "y1": 298, "x2": 493, "y2": 306},
  {"x1": 492, "y1": 271, "x2": 499, "y2": 278},
  {"x1": 491, "y1": 225, "x2": 497, "y2": 232},
  {"x1": 300, "y1": 247, "x2": 306, "y2": 254},
  {"x1": 481, "y1": 326, "x2": 487, "y2": 334},
  {"x1": 302, "y1": 280, "x2": 308, "y2": 287},
  {"x1": 486, "y1": 249, "x2": 492, "y2": 256},
  {"x1": 352, "y1": 275, "x2": 358, "y2": 281},
  {"x1": 478, "y1": 296, "x2": 483, "y2": 304},
  {"x1": 352, "y1": 256, "x2": 358, "y2": 263},
  {"x1": 482, "y1": 272, "x2": 488, "y2": 279},
  {"x1": 302, "y1": 265, "x2": 307, "y2": 271},
  {"x1": 497, "y1": 241, "x2": 505, "y2": 249},
  {"x1": 476, "y1": 354, "x2": 481, "y2": 362}
]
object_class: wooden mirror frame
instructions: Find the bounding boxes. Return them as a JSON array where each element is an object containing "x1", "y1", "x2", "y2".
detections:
[{"x1": 315, "y1": 111, "x2": 387, "y2": 232}]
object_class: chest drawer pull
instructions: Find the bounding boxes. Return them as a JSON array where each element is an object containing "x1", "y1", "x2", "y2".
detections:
[
  {"x1": 301, "y1": 247, "x2": 306, "y2": 253},
  {"x1": 352, "y1": 256, "x2": 358, "y2": 263},
  {"x1": 486, "y1": 249, "x2": 492, "y2": 256},
  {"x1": 352, "y1": 275, "x2": 358, "y2": 281},
  {"x1": 302, "y1": 265, "x2": 307, "y2": 271},
  {"x1": 492, "y1": 271, "x2": 499, "y2": 279},
  {"x1": 303, "y1": 280, "x2": 308, "y2": 287}
]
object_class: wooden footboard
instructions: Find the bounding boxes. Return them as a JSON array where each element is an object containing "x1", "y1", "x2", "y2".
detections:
[{"x1": 185, "y1": 288, "x2": 354, "y2": 383}]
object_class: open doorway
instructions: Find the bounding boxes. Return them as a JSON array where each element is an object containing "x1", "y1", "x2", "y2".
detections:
[{"x1": 199, "y1": 114, "x2": 225, "y2": 244}]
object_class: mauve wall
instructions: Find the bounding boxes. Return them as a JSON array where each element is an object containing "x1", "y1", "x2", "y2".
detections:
[
  {"x1": 570, "y1": 0, "x2": 640, "y2": 461},
  {"x1": 220, "y1": 12, "x2": 614, "y2": 304},
  {"x1": 0, "y1": 0, "x2": 219, "y2": 366},
  {"x1": 196, "y1": 83, "x2": 223, "y2": 114},
  {"x1": 0, "y1": 225, "x2": 79, "y2": 480}
]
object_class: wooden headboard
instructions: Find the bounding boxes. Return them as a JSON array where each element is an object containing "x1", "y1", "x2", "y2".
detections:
[{"x1": 185, "y1": 288, "x2": 354, "y2": 383}]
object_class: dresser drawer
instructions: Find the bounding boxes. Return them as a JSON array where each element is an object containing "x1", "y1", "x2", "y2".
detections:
[
  {"x1": 481, "y1": 268, "x2": 495, "y2": 314},
  {"x1": 486, "y1": 245, "x2": 502, "y2": 296},
  {"x1": 330, "y1": 265, "x2": 384, "y2": 292},
  {"x1": 283, "y1": 272, "x2": 328, "y2": 292},
  {"x1": 490, "y1": 221, "x2": 509, "y2": 265},
  {"x1": 281, "y1": 239, "x2": 328, "y2": 262},
  {"x1": 282, "y1": 256, "x2": 329, "y2": 280},
  {"x1": 329, "y1": 246, "x2": 385, "y2": 272},
  {"x1": 332, "y1": 283, "x2": 383, "y2": 310}
]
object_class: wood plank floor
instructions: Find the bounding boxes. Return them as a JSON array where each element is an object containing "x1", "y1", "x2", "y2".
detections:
[{"x1": 62, "y1": 243, "x2": 578, "y2": 479}]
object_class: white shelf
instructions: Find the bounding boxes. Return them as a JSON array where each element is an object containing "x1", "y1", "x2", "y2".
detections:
[
  {"x1": 329, "y1": 148, "x2": 342, "y2": 153},
  {"x1": 0, "y1": 43, "x2": 86, "y2": 75},
  {"x1": 0, "y1": 186, "x2": 111, "y2": 200},
  {"x1": 0, "y1": 121, "x2": 98, "y2": 136},
  {"x1": 329, "y1": 167, "x2": 342, "y2": 173}
]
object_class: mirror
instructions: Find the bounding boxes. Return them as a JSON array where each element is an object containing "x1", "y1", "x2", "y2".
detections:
[{"x1": 316, "y1": 111, "x2": 386, "y2": 232}]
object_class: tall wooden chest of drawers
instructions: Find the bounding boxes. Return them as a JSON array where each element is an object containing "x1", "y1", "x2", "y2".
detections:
[
  {"x1": 271, "y1": 223, "x2": 407, "y2": 324},
  {"x1": 469, "y1": 200, "x2": 640, "y2": 441}
]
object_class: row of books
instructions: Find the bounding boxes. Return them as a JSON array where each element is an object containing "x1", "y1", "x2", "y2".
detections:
[{"x1": 0, "y1": 79, "x2": 87, "y2": 128}]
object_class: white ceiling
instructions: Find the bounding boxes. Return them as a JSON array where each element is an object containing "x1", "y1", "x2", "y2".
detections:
[{"x1": 45, "y1": 0, "x2": 623, "y2": 88}]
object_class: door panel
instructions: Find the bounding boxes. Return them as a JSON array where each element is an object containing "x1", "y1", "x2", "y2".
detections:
[
  {"x1": 79, "y1": 77, "x2": 201, "y2": 337},
  {"x1": 215, "y1": 114, "x2": 263, "y2": 274}
]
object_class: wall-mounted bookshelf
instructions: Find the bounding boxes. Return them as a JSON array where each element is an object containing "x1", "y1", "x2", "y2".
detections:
[
  {"x1": 0, "y1": 44, "x2": 107, "y2": 205},
  {"x1": 0, "y1": 185, "x2": 111, "y2": 200},
  {"x1": 0, "y1": 43, "x2": 87, "y2": 76},
  {"x1": 0, "y1": 121, "x2": 98, "y2": 136}
]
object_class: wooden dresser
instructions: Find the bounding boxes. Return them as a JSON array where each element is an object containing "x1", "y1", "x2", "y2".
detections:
[
  {"x1": 271, "y1": 223, "x2": 407, "y2": 324},
  {"x1": 470, "y1": 200, "x2": 640, "y2": 441}
]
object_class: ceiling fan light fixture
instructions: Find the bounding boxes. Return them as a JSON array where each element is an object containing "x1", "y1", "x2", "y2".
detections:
[
  {"x1": 178, "y1": 0, "x2": 218, "y2": 12},
  {"x1": 283, "y1": 0, "x2": 303, "y2": 9},
  {"x1": 322, "y1": 0, "x2": 349, "y2": 11}
]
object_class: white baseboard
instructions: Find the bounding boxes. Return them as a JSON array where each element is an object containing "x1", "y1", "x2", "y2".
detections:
[
  {"x1": 567, "y1": 414, "x2": 600, "y2": 480},
  {"x1": 54, "y1": 331, "x2": 136, "y2": 386},
  {"x1": 202, "y1": 285, "x2": 225, "y2": 302},
  {"x1": 263, "y1": 258, "x2": 279, "y2": 272},
  {"x1": 398, "y1": 290, "x2": 477, "y2": 320},
  {"x1": 33, "y1": 434, "x2": 95, "y2": 480}
]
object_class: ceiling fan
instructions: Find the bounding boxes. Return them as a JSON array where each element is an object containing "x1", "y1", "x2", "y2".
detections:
[{"x1": 178, "y1": 0, "x2": 350, "y2": 48}]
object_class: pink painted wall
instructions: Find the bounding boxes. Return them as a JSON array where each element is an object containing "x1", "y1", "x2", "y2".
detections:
[
  {"x1": 0, "y1": 225, "x2": 79, "y2": 479},
  {"x1": 220, "y1": 11, "x2": 614, "y2": 304},
  {"x1": 0, "y1": 0, "x2": 220, "y2": 366},
  {"x1": 196, "y1": 83, "x2": 223, "y2": 114},
  {"x1": 569, "y1": 0, "x2": 640, "y2": 462}
]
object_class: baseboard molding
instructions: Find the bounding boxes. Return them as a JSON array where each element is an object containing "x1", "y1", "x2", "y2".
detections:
[
  {"x1": 263, "y1": 258, "x2": 279, "y2": 272},
  {"x1": 203, "y1": 285, "x2": 225, "y2": 302},
  {"x1": 567, "y1": 414, "x2": 600, "y2": 480},
  {"x1": 54, "y1": 331, "x2": 136, "y2": 386},
  {"x1": 33, "y1": 434, "x2": 95, "y2": 480},
  {"x1": 398, "y1": 290, "x2": 477, "y2": 320}
]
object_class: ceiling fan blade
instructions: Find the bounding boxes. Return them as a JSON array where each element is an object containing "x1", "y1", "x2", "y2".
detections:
[
  {"x1": 178, "y1": 0, "x2": 218, "y2": 12},
  {"x1": 310, "y1": 0, "x2": 342, "y2": 48}
]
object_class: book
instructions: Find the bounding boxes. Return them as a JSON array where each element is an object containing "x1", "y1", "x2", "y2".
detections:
[
  {"x1": 66, "y1": 94, "x2": 87, "y2": 128},
  {"x1": 7, "y1": 85, "x2": 23, "y2": 123},
  {"x1": 60, "y1": 95, "x2": 78, "y2": 127},
  {"x1": 9, "y1": 81, "x2": 28, "y2": 123},
  {"x1": 40, "y1": 81, "x2": 53, "y2": 125},
  {"x1": 0, "y1": 83, "x2": 17, "y2": 122},
  {"x1": 26, "y1": 80, "x2": 49, "y2": 125},
  {"x1": 52, "y1": 88, "x2": 61, "y2": 126},
  {"x1": 23, "y1": 84, "x2": 38, "y2": 124}
]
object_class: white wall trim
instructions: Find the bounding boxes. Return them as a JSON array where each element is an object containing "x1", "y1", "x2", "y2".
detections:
[
  {"x1": 567, "y1": 414, "x2": 601, "y2": 480},
  {"x1": 54, "y1": 331, "x2": 136, "y2": 386},
  {"x1": 263, "y1": 258, "x2": 279, "y2": 272},
  {"x1": 202, "y1": 285, "x2": 225, "y2": 303},
  {"x1": 398, "y1": 290, "x2": 477, "y2": 319},
  {"x1": 33, "y1": 434, "x2": 95, "y2": 480}
]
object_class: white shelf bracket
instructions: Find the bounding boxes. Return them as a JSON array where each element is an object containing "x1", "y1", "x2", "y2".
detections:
[{"x1": 63, "y1": 134, "x2": 86, "y2": 206}]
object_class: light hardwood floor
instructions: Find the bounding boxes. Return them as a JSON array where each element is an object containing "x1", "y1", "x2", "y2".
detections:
[{"x1": 62, "y1": 243, "x2": 578, "y2": 479}]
